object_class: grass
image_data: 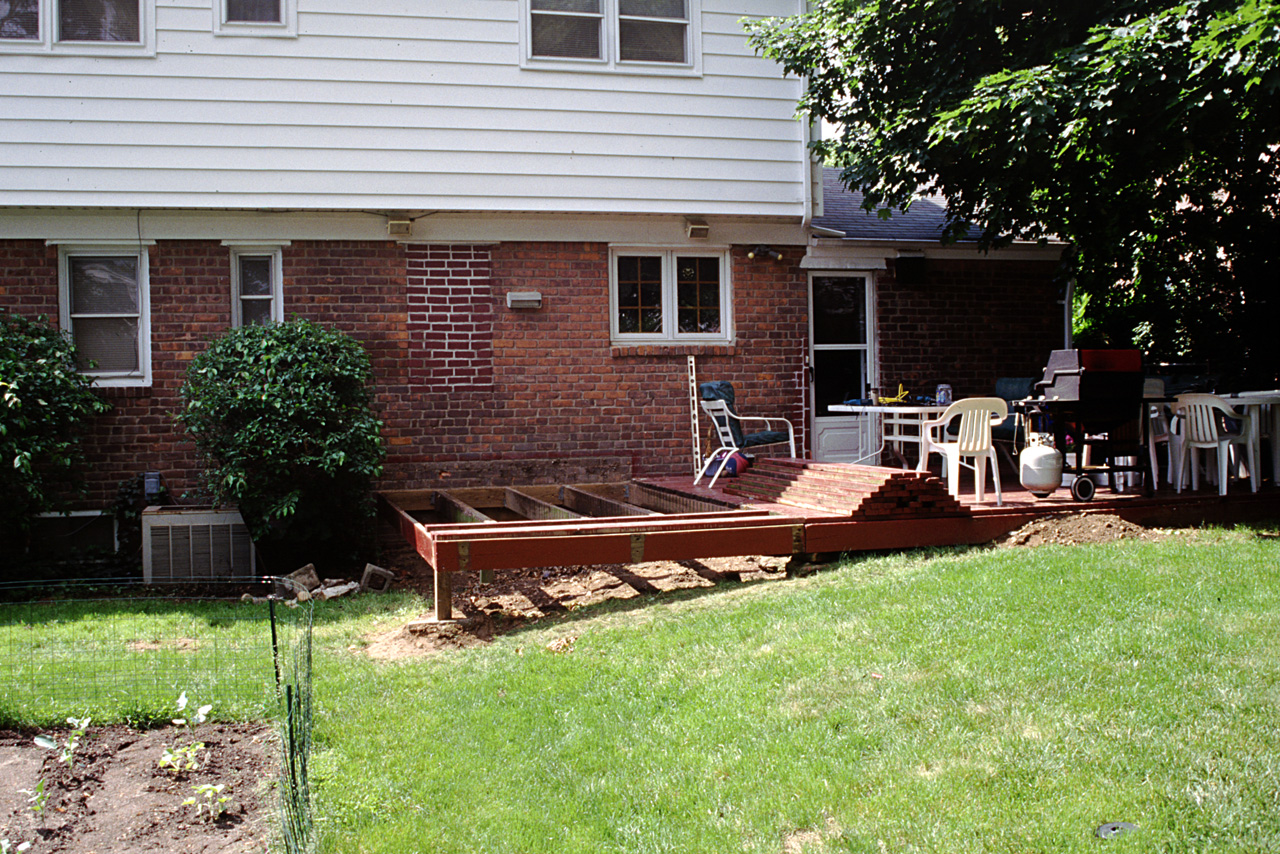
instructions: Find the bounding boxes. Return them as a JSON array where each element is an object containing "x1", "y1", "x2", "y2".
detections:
[
  {"x1": 308, "y1": 527, "x2": 1280, "y2": 854},
  {"x1": 4, "y1": 527, "x2": 1279, "y2": 852}
]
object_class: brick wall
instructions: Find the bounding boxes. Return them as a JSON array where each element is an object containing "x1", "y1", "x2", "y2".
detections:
[
  {"x1": 877, "y1": 257, "x2": 1065, "y2": 398},
  {"x1": 2, "y1": 237, "x2": 1061, "y2": 512}
]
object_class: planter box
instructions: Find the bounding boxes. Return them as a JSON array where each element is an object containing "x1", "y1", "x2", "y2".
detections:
[{"x1": 142, "y1": 506, "x2": 255, "y2": 583}]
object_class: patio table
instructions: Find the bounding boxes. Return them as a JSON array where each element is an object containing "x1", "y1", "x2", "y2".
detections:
[
  {"x1": 1224, "y1": 390, "x2": 1280, "y2": 485},
  {"x1": 827, "y1": 403, "x2": 949, "y2": 468}
]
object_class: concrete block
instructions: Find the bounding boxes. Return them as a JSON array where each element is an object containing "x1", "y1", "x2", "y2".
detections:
[{"x1": 360, "y1": 563, "x2": 395, "y2": 593}]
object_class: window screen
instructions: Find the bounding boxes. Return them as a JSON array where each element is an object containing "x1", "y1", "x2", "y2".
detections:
[
  {"x1": 0, "y1": 0, "x2": 40, "y2": 39},
  {"x1": 530, "y1": 0, "x2": 602, "y2": 59},
  {"x1": 619, "y1": 0, "x2": 686, "y2": 63},
  {"x1": 67, "y1": 255, "x2": 141, "y2": 372},
  {"x1": 236, "y1": 255, "x2": 276, "y2": 326},
  {"x1": 59, "y1": 0, "x2": 140, "y2": 41},
  {"x1": 226, "y1": 0, "x2": 280, "y2": 22}
]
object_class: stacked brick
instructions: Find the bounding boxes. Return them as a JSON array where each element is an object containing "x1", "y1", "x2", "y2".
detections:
[{"x1": 725, "y1": 458, "x2": 969, "y2": 520}]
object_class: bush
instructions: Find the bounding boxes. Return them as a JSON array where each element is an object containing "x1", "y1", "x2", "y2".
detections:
[
  {"x1": 0, "y1": 312, "x2": 112, "y2": 552},
  {"x1": 178, "y1": 320, "x2": 385, "y2": 573}
]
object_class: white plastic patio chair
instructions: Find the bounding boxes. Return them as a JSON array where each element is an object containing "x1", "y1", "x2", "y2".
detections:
[
  {"x1": 694, "y1": 382, "x2": 796, "y2": 488},
  {"x1": 1171, "y1": 393, "x2": 1257, "y2": 495},
  {"x1": 918, "y1": 397, "x2": 1008, "y2": 505}
]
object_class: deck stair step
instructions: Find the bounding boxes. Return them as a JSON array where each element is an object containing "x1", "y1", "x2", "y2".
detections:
[{"x1": 726, "y1": 458, "x2": 970, "y2": 519}]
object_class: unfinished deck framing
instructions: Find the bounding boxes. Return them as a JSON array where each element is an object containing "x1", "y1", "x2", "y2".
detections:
[{"x1": 380, "y1": 459, "x2": 1280, "y2": 621}]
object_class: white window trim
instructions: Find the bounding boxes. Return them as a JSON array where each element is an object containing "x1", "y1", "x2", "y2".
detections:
[
  {"x1": 213, "y1": 0, "x2": 297, "y2": 38},
  {"x1": 519, "y1": 0, "x2": 702, "y2": 76},
  {"x1": 226, "y1": 243, "x2": 285, "y2": 327},
  {"x1": 0, "y1": 0, "x2": 155, "y2": 56},
  {"x1": 609, "y1": 245, "x2": 731, "y2": 344},
  {"x1": 55, "y1": 242, "x2": 152, "y2": 388}
]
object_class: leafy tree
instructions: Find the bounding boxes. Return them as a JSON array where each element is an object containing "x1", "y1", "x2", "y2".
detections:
[
  {"x1": 0, "y1": 312, "x2": 111, "y2": 552},
  {"x1": 748, "y1": 0, "x2": 1280, "y2": 385},
  {"x1": 178, "y1": 320, "x2": 385, "y2": 573}
]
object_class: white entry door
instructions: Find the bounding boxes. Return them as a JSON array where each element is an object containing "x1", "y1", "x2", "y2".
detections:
[{"x1": 810, "y1": 273, "x2": 876, "y2": 462}]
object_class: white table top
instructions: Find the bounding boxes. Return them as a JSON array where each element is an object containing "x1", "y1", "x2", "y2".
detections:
[{"x1": 827, "y1": 404, "x2": 949, "y2": 415}]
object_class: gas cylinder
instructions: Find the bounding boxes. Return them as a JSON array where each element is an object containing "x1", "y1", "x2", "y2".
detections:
[{"x1": 1019, "y1": 433, "x2": 1064, "y2": 497}]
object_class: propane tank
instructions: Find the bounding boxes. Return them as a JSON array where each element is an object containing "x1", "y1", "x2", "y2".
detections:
[{"x1": 1019, "y1": 433, "x2": 1064, "y2": 497}]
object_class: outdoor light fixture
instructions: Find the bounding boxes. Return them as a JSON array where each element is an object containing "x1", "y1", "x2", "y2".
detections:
[
  {"x1": 506, "y1": 290, "x2": 543, "y2": 310},
  {"x1": 747, "y1": 244, "x2": 782, "y2": 260},
  {"x1": 684, "y1": 217, "x2": 710, "y2": 239},
  {"x1": 387, "y1": 218, "x2": 413, "y2": 237}
]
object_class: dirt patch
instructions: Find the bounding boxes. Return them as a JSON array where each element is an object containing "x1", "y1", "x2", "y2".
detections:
[
  {"x1": 994, "y1": 512, "x2": 1165, "y2": 548},
  {"x1": 365, "y1": 553, "x2": 791, "y2": 660},
  {"x1": 0, "y1": 723, "x2": 275, "y2": 853}
]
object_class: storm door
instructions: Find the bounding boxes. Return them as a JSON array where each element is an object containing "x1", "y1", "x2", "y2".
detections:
[{"x1": 810, "y1": 273, "x2": 877, "y2": 461}]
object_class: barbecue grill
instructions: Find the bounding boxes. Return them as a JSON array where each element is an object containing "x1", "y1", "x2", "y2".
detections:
[{"x1": 1020, "y1": 349, "x2": 1151, "y2": 501}]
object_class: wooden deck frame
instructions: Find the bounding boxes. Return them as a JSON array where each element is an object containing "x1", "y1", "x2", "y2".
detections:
[{"x1": 379, "y1": 469, "x2": 1280, "y2": 622}]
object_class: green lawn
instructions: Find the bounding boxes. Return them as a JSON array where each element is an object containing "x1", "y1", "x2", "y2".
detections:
[{"x1": 309, "y1": 527, "x2": 1280, "y2": 854}]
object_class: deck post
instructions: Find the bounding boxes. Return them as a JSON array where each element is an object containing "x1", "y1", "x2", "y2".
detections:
[{"x1": 433, "y1": 567, "x2": 453, "y2": 622}]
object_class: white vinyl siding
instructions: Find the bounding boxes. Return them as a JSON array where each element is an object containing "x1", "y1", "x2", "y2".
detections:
[
  {"x1": 57, "y1": 244, "x2": 151, "y2": 387},
  {"x1": 0, "y1": 1, "x2": 806, "y2": 217}
]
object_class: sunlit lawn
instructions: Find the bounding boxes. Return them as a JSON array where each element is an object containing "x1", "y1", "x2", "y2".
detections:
[{"x1": 307, "y1": 525, "x2": 1280, "y2": 853}]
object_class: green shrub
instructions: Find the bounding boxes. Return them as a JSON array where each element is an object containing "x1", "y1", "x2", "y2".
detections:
[
  {"x1": 178, "y1": 320, "x2": 385, "y2": 573},
  {"x1": 0, "y1": 312, "x2": 111, "y2": 552}
]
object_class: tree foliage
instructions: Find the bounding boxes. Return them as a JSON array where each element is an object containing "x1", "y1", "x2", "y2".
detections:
[
  {"x1": 178, "y1": 320, "x2": 385, "y2": 572},
  {"x1": 748, "y1": 0, "x2": 1280, "y2": 384},
  {"x1": 0, "y1": 312, "x2": 112, "y2": 545}
]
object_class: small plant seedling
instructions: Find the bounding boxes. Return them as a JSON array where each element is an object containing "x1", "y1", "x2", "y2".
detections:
[
  {"x1": 19, "y1": 779, "x2": 47, "y2": 818},
  {"x1": 183, "y1": 783, "x2": 231, "y2": 822},
  {"x1": 161, "y1": 692, "x2": 213, "y2": 775},
  {"x1": 158, "y1": 741, "x2": 206, "y2": 775},
  {"x1": 34, "y1": 716, "x2": 91, "y2": 769}
]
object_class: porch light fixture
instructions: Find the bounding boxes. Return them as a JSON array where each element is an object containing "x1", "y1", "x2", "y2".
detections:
[
  {"x1": 387, "y1": 218, "x2": 413, "y2": 237},
  {"x1": 506, "y1": 290, "x2": 543, "y2": 310},
  {"x1": 684, "y1": 217, "x2": 710, "y2": 240},
  {"x1": 747, "y1": 244, "x2": 782, "y2": 260}
]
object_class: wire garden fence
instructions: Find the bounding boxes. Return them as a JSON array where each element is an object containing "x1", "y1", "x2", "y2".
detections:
[{"x1": 0, "y1": 578, "x2": 315, "y2": 853}]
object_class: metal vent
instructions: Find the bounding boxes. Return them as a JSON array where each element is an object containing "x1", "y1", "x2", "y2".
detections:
[{"x1": 142, "y1": 507, "x2": 255, "y2": 582}]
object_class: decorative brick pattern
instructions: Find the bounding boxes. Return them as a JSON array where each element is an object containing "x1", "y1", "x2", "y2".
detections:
[{"x1": 406, "y1": 244, "x2": 494, "y2": 391}]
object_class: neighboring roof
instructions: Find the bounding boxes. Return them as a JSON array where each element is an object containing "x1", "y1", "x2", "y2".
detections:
[{"x1": 813, "y1": 166, "x2": 969, "y2": 242}]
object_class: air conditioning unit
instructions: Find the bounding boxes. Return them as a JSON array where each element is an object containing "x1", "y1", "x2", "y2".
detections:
[{"x1": 142, "y1": 506, "x2": 256, "y2": 583}]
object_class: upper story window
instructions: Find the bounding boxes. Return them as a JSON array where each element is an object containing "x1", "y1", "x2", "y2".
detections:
[
  {"x1": 609, "y1": 247, "x2": 730, "y2": 344},
  {"x1": 228, "y1": 245, "x2": 284, "y2": 327},
  {"x1": 214, "y1": 0, "x2": 296, "y2": 37},
  {"x1": 1, "y1": 0, "x2": 153, "y2": 54},
  {"x1": 57, "y1": 244, "x2": 151, "y2": 387},
  {"x1": 523, "y1": 0, "x2": 700, "y2": 74}
]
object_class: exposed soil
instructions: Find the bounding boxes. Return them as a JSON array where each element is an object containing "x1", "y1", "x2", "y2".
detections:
[
  {"x1": 0, "y1": 723, "x2": 275, "y2": 854},
  {"x1": 993, "y1": 512, "x2": 1168, "y2": 548}
]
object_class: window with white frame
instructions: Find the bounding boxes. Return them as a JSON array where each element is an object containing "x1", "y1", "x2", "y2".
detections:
[
  {"x1": 1, "y1": 0, "x2": 152, "y2": 53},
  {"x1": 229, "y1": 246, "x2": 284, "y2": 327},
  {"x1": 214, "y1": 0, "x2": 296, "y2": 37},
  {"x1": 58, "y1": 245, "x2": 150, "y2": 386},
  {"x1": 610, "y1": 247, "x2": 730, "y2": 343},
  {"x1": 524, "y1": 0, "x2": 698, "y2": 71}
]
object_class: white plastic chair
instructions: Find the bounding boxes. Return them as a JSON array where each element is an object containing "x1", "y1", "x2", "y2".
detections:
[
  {"x1": 918, "y1": 397, "x2": 1008, "y2": 505},
  {"x1": 694, "y1": 387, "x2": 796, "y2": 488},
  {"x1": 1172, "y1": 393, "x2": 1257, "y2": 495},
  {"x1": 1144, "y1": 377, "x2": 1178, "y2": 487}
]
